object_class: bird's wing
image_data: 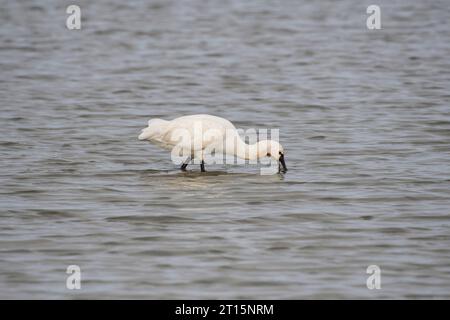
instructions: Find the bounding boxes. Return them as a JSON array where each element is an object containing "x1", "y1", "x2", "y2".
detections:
[{"x1": 139, "y1": 115, "x2": 234, "y2": 152}]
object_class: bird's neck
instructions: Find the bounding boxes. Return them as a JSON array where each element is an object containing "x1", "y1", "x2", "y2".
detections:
[{"x1": 232, "y1": 136, "x2": 261, "y2": 160}]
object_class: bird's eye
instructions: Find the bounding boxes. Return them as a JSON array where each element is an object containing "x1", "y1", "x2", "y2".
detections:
[
  {"x1": 267, "y1": 153, "x2": 271, "y2": 156},
  {"x1": 279, "y1": 151, "x2": 283, "y2": 155}
]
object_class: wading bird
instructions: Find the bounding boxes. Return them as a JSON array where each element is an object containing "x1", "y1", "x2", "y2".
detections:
[{"x1": 138, "y1": 114, "x2": 287, "y2": 173}]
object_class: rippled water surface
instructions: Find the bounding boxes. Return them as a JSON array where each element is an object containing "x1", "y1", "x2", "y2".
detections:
[{"x1": 1, "y1": 0, "x2": 450, "y2": 299}]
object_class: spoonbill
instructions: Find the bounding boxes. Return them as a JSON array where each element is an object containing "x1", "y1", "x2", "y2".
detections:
[{"x1": 138, "y1": 114, "x2": 287, "y2": 173}]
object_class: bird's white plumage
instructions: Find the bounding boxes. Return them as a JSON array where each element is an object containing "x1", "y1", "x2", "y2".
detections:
[
  {"x1": 138, "y1": 114, "x2": 286, "y2": 172},
  {"x1": 139, "y1": 114, "x2": 236, "y2": 151}
]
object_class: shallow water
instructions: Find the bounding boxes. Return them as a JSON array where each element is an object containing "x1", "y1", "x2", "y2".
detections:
[{"x1": 1, "y1": 0, "x2": 450, "y2": 299}]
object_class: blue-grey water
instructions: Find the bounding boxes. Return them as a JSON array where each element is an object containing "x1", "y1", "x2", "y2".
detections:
[{"x1": 1, "y1": 0, "x2": 450, "y2": 299}]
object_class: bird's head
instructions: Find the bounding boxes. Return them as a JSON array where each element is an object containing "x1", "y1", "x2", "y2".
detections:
[{"x1": 257, "y1": 140, "x2": 287, "y2": 173}]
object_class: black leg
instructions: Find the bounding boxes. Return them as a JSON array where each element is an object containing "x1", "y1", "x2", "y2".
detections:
[
  {"x1": 180, "y1": 157, "x2": 190, "y2": 171},
  {"x1": 200, "y1": 160, "x2": 206, "y2": 172}
]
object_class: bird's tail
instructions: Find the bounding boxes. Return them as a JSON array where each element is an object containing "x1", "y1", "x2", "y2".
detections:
[{"x1": 138, "y1": 118, "x2": 169, "y2": 141}]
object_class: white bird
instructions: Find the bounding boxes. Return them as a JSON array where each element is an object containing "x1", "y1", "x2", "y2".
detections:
[{"x1": 138, "y1": 114, "x2": 287, "y2": 173}]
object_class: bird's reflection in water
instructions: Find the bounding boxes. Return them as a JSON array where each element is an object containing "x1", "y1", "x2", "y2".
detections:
[{"x1": 137, "y1": 168, "x2": 284, "y2": 192}]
